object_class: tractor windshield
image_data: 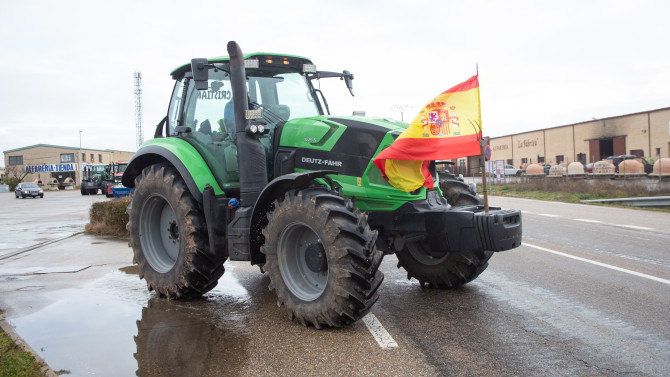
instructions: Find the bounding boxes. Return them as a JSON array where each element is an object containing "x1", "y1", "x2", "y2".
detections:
[{"x1": 247, "y1": 72, "x2": 321, "y2": 121}]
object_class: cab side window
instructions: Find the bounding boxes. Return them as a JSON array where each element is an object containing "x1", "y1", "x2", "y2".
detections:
[
  {"x1": 167, "y1": 79, "x2": 185, "y2": 136},
  {"x1": 180, "y1": 71, "x2": 240, "y2": 190}
]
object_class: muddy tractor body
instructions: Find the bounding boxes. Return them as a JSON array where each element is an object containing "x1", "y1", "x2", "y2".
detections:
[{"x1": 122, "y1": 41, "x2": 522, "y2": 328}]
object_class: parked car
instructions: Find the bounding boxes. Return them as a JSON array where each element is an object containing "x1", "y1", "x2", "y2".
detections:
[
  {"x1": 15, "y1": 182, "x2": 44, "y2": 199},
  {"x1": 585, "y1": 163, "x2": 594, "y2": 173},
  {"x1": 606, "y1": 155, "x2": 638, "y2": 173},
  {"x1": 504, "y1": 165, "x2": 522, "y2": 176}
]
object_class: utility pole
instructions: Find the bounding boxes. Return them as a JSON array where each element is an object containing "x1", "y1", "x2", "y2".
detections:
[{"x1": 134, "y1": 71, "x2": 144, "y2": 149}]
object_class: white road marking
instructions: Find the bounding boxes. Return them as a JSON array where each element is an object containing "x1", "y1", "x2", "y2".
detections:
[
  {"x1": 525, "y1": 213, "x2": 655, "y2": 231},
  {"x1": 618, "y1": 224, "x2": 654, "y2": 231},
  {"x1": 575, "y1": 218, "x2": 602, "y2": 224},
  {"x1": 362, "y1": 313, "x2": 398, "y2": 349},
  {"x1": 524, "y1": 243, "x2": 670, "y2": 286}
]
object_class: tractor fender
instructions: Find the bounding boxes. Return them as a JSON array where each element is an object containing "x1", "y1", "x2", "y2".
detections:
[
  {"x1": 248, "y1": 170, "x2": 337, "y2": 265},
  {"x1": 122, "y1": 140, "x2": 223, "y2": 203}
]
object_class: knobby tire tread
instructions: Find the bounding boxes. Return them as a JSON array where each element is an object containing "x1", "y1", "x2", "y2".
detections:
[{"x1": 127, "y1": 164, "x2": 225, "y2": 299}]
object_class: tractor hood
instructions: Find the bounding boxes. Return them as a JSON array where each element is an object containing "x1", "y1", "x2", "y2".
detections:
[{"x1": 278, "y1": 116, "x2": 407, "y2": 178}]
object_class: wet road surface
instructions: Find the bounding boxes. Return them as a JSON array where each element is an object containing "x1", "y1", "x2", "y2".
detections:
[
  {"x1": 1, "y1": 191, "x2": 669, "y2": 376},
  {"x1": 0, "y1": 189, "x2": 105, "y2": 257}
]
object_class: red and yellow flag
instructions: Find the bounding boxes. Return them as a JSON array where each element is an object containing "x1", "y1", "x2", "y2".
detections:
[{"x1": 373, "y1": 75, "x2": 482, "y2": 192}]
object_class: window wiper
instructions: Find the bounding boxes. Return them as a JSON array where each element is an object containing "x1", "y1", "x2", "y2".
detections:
[{"x1": 249, "y1": 100, "x2": 286, "y2": 124}]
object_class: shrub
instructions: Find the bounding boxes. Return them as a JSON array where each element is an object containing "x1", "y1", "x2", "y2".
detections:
[
  {"x1": 2, "y1": 177, "x2": 21, "y2": 191},
  {"x1": 85, "y1": 196, "x2": 131, "y2": 238}
]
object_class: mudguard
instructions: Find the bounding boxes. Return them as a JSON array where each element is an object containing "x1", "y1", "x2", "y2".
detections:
[
  {"x1": 122, "y1": 138, "x2": 224, "y2": 203},
  {"x1": 248, "y1": 170, "x2": 337, "y2": 265}
]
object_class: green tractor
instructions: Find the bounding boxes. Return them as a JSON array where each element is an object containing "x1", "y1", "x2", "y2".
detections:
[
  {"x1": 81, "y1": 164, "x2": 113, "y2": 195},
  {"x1": 122, "y1": 41, "x2": 522, "y2": 328}
]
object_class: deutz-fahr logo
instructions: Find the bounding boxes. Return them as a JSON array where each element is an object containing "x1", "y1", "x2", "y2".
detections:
[{"x1": 301, "y1": 157, "x2": 343, "y2": 167}]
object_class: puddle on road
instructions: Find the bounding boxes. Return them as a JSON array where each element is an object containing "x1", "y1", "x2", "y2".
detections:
[{"x1": 9, "y1": 266, "x2": 253, "y2": 377}]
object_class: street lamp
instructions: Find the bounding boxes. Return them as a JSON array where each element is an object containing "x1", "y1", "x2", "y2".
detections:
[{"x1": 391, "y1": 104, "x2": 410, "y2": 122}]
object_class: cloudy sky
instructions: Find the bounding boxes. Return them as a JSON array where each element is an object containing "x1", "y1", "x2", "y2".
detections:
[{"x1": 1, "y1": 0, "x2": 668, "y2": 165}]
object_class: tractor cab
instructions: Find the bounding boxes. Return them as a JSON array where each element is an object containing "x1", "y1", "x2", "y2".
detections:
[{"x1": 163, "y1": 54, "x2": 353, "y2": 195}]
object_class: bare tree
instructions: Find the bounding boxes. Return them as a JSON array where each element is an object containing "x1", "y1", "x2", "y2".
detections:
[{"x1": 3, "y1": 166, "x2": 29, "y2": 190}]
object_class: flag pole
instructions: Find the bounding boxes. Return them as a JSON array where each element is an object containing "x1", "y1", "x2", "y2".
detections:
[{"x1": 476, "y1": 65, "x2": 489, "y2": 213}]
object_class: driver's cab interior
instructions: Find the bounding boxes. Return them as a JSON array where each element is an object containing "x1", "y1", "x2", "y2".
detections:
[{"x1": 167, "y1": 69, "x2": 300, "y2": 194}]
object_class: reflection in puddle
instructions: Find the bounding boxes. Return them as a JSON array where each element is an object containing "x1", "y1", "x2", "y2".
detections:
[
  {"x1": 9, "y1": 266, "x2": 254, "y2": 377},
  {"x1": 135, "y1": 297, "x2": 250, "y2": 376}
]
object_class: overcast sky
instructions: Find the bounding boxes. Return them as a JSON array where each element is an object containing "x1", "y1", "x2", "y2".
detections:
[{"x1": 1, "y1": 0, "x2": 668, "y2": 165}]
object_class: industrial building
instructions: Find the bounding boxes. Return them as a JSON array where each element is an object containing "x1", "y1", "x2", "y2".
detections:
[
  {"x1": 3, "y1": 144, "x2": 134, "y2": 187},
  {"x1": 456, "y1": 107, "x2": 670, "y2": 175}
]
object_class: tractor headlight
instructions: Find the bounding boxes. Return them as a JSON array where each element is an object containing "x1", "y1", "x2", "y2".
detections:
[{"x1": 250, "y1": 124, "x2": 258, "y2": 134}]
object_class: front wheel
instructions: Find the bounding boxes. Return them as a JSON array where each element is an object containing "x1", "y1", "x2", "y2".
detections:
[
  {"x1": 262, "y1": 188, "x2": 383, "y2": 328},
  {"x1": 127, "y1": 164, "x2": 225, "y2": 299}
]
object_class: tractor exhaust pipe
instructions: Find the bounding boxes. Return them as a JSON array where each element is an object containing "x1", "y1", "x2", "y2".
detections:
[{"x1": 227, "y1": 41, "x2": 268, "y2": 206}]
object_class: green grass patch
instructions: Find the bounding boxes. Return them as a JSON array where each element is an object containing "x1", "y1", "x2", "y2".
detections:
[
  {"x1": 85, "y1": 197, "x2": 131, "y2": 238},
  {"x1": 0, "y1": 327, "x2": 44, "y2": 377},
  {"x1": 487, "y1": 178, "x2": 669, "y2": 212}
]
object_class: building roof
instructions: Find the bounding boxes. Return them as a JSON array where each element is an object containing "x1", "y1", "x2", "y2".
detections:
[
  {"x1": 3, "y1": 144, "x2": 134, "y2": 154},
  {"x1": 489, "y1": 106, "x2": 670, "y2": 140}
]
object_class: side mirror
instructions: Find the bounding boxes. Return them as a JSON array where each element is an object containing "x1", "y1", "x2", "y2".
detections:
[
  {"x1": 343, "y1": 70, "x2": 354, "y2": 96},
  {"x1": 191, "y1": 58, "x2": 210, "y2": 90}
]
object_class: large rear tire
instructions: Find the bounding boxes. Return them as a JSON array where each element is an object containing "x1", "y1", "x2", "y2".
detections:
[
  {"x1": 127, "y1": 164, "x2": 225, "y2": 299},
  {"x1": 396, "y1": 176, "x2": 491, "y2": 288},
  {"x1": 439, "y1": 176, "x2": 482, "y2": 206},
  {"x1": 396, "y1": 242, "x2": 493, "y2": 288},
  {"x1": 261, "y1": 188, "x2": 383, "y2": 328}
]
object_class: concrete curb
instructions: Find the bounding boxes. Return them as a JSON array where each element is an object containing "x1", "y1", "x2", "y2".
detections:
[{"x1": 0, "y1": 314, "x2": 58, "y2": 377}]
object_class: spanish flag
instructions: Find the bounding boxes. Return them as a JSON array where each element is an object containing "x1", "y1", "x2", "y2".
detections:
[{"x1": 373, "y1": 75, "x2": 482, "y2": 192}]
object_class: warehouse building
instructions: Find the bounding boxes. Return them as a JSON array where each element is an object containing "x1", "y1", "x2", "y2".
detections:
[
  {"x1": 455, "y1": 107, "x2": 670, "y2": 175},
  {"x1": 3, "y1": 144, "x2": 134, "y2": 187}
]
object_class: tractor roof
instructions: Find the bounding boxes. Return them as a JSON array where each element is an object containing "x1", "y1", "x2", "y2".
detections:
[{"x1": 170, "y1": 52, "x2": 313, "y2": 79}]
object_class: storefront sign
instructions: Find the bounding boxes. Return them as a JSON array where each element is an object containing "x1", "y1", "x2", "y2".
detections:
[
  {"x1": 516, "y1": 138, "x2": 539, "y2": 148},
  {"x1": 24, "y1": 163, "x2": 77, "y2": 173}
]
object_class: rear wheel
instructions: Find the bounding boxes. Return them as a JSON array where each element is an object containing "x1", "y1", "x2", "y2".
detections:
[
  {"x1": 81, "y1": 186, "x2": 89, "y2": 195},
  {"x1": 396, "y1": 242, "x2": 493, "y2": 288},
  {"x1": 439, "y1": 177, "x2": 482, "y2": 206},
  {"x1": 396, "y1": 177, "x2": 491, "y2": 288},
  {"x1": 127, "y1": 164, "x2": 225, "y2": 299},
  {"x1": 262, "y1": 188, "x2": 383, "y2": 328}
]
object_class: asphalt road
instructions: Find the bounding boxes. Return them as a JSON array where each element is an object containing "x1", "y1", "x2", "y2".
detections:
[
  {"x1": 0, "y1": 191, "x2": 668, "y2": 376},
  {"x1": 0, "y1": 189, "x2": 106, "y2": 257}
]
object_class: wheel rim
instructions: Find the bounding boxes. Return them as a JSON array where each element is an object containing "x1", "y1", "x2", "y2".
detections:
[
  {"x1": 277, "y1": 222, "x2": 328, "y2": 301},
  {"x1": 139, "y1": 194, "x2": 180, "y2": 273},
  {"x1": 406, "y1": 241, "x2": 448, "y2": 266}
]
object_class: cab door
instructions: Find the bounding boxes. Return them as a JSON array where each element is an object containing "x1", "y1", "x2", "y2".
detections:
[{"x1": 168, "y1": 70, "x2": 240, "y2": 192}]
